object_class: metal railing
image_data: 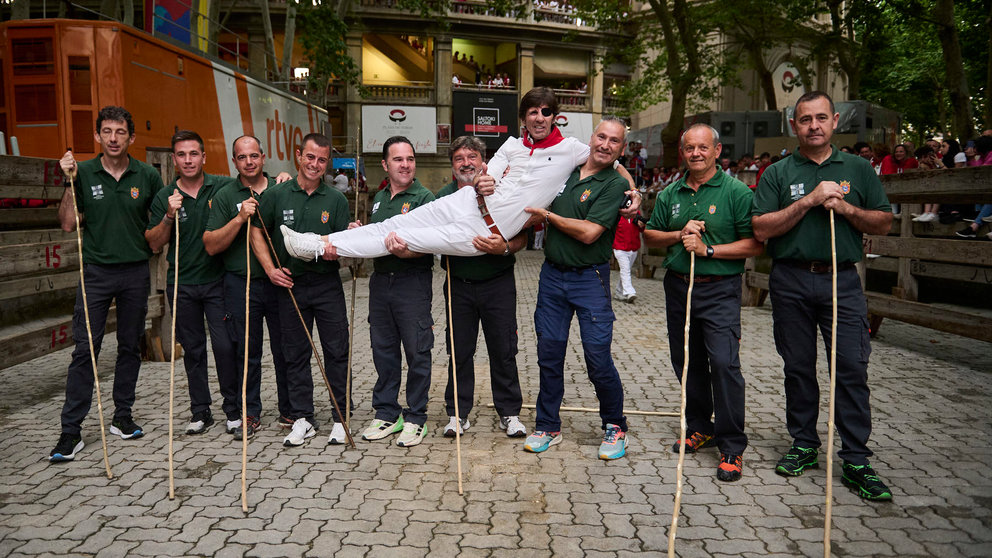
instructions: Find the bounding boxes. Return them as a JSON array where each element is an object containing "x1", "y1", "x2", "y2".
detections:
[
  {"x1": 364, "y1": 81, "x2": 434, "y2": 102},
  {"x1": 358, "y1": 0, "x2": 590, "y2": 27}
]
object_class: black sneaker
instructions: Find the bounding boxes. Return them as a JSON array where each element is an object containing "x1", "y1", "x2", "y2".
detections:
[
  {"x1": 185, "y1": 410, "x2": 214, "y2": 435},
  {"x1": 775, "y1": 445, "x2": 818, "y2": 476},
  {"x1": 841, "y1": 462, "x2": 893, "y2": 501},
  {"x1": 233, "y1": 416, "x2": 261, "y2": 439},
  {"x1": 110, "y1": 416, "x2": 145, "y2": 439},
  {"x1": 50, "y1": 433, "x2": 84, "y2": 462},
  {"x1": 956, "y1": 227, "x2": 977, "y2": 238}
]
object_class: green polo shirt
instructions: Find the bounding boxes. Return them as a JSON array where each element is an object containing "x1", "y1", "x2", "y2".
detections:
[
  {"x1": 545, "y1": 165, "x2": 628, "y2": 267},
  {"x1": 205, "y1": 176, "x2": 278, "y2": 278},
  {"x1": 753, "y1": 146, "x2": 890, "y2": 263},
  {"x1": 257, "y1": 178, "x2": 350, "y2": 277},
  {"x1": 72, "y1": 154, "x2": 163, "y2": 264},
  {"x1": 436, "y1": 181, "x2": 515, "y2": 281},
  {"x1": 369, "y1": 179, "x2": 435, "y2": 273},
  {"x1": 646, "y1": 167, "x2": 754, "y2": 275},
  {"x1": 149, "y1": 174, "x2": 227, "y2": 285}
]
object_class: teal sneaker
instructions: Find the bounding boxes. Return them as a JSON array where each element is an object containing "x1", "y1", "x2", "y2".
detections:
[
  {"x1": 523, "y1": 430, "x2": 562, "y2": 453},
  {"x1": 598, "y1": 424, "x2": 627, "y2": 460},
  {"x1": 361, "y1": 417, "x2": 404, "y2": 441},
  {"x1": 841, "y1": 462, "x2": 892, "y2": 501},
  {"x1": 775, "y1": 445, "x2": 819, "y2": 476}
]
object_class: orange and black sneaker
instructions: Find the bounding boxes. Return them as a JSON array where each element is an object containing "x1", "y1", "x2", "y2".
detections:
[
  {"x1": 717, "y1": 453, "x2": 743, "y2": 482},
  {"x1": 671, "y1": 431, "x2": 714, "y2": 454}
]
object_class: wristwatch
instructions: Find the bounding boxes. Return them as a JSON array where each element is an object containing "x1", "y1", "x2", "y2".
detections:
[{"x1": 705, "y1": 245, "x2": 714, "y2": 258}]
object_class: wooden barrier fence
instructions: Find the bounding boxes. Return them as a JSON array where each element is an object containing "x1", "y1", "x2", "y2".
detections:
[{"x1": 0, "y1": 154, "x2": 171, "y2": 371}]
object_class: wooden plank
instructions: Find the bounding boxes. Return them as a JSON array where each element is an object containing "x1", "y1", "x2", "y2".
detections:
[
  {"x1": 880, "y1": 166, "x2": 992, "y2": 203},
  {"x1": 0, "y1": 154, "x2": 64, "y2": 188},
  {"x1": 865, "y1": 256, "x2": 898, "y2": 273},
  {"x1": 866, "y1": 293, "x2": 992, "y2": 343},
  {"x1": 0, "y1": 208, "x2": 60, "y2": 229},
  {"x1": 0, "y1": 242, "x2": 79, "y2": 279},
  {"x1": 909, "y1": 260, "x2": 992, "y2": 285},
  {"x1": 0, "y1": 183, "x2": 65, "y2": 201},
  {"x1": 0, "y1": 228, "x2": 72, "y2": 245},
  {"x1": 0, "y1": 272, "x2": 78, "y2": 301},
  {"x1": 863, "y1": 236, "x2": 992, "y2": 266},
  {"x1": 0, "y1": 294, "x2": 164, "y2": 371},
  {"x1": 744, "y1": 271, "x2": 769, "y2": 291}
]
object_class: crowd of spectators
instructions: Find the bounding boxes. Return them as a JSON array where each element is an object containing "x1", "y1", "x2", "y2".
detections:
[{"x1": 452, "y1": 52, "x2": 514, "y2": 89}]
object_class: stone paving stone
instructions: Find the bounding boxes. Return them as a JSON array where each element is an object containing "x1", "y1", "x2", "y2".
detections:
[{"x1": 0, "y1": 252, "x2": 989, "y2": 557}]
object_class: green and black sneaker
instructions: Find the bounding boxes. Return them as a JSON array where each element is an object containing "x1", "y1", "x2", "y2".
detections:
[
  {"x1": 841, "y1": 462, "x2": 892, "y2": 501},
  {"x1": 775, "y1": 445, "x2": 819, "y2": 476}
]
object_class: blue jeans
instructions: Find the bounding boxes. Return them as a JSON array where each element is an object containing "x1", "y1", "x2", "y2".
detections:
[{"x1": 534, "y1": 261, "x2": 627, "y2": 433}]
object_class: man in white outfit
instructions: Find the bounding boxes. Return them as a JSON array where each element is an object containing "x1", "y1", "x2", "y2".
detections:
[{"x1": 281, "y1": 87, "x2": 635, "y2": 261}]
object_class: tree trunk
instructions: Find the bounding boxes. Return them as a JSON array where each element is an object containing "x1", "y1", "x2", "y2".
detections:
[
  {"x1": 258, "y1": 0, "x2": 280, "y2": 79},
  {"x1": 984, "y1": 0, "x2": 992, "y2": 130},
  {"x1": 282, "y1": 2, "x2": 298, "y2": 83},
  {"x1": 747, "y1": 45, "x2": 776, "y2": 110},
  {"x1": 662, "y1": 84, "x2": 690, "y2": 168},
  {"x1": 934, "y1": 0, "x2": 975, "y2": 141}
]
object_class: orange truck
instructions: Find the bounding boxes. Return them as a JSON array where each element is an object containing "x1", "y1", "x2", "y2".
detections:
[{"x1": 0, "y1": 18, "x2": 328, "y2": 177}]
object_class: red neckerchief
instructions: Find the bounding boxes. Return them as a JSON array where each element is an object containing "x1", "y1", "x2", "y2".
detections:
[{"x1": 522, "y1": 126, "x2": 564, "y2": 156}]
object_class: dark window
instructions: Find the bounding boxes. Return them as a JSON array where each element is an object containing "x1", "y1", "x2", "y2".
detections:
[
  {"x1": 14, "y1": 84, "x2": 57, "y2": 122},
  {"x1": 11, "y1": 38, "x2": 54, "y2": 76},
  {"x1": 68, "y1": 56, "x2": 91, "y2": 105}
]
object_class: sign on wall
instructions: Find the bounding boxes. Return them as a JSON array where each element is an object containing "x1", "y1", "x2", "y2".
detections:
[
  {"x1": 362, "y1": 106, "x2": 437, "y2": 154},
  {"x1": 452, "y1": 91, "x2": 519, "y2": 152},
  {"x1": 554, "y1": 112, "x2": 594, "y2": 142}
]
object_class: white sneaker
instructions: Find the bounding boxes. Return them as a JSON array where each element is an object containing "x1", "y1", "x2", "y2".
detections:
[
  {"x1": 500, "y1": 415, "x2": 527, "y2": 438},
  {"x1": 327, "y1": 422, "x2": 348, "y2": 445},
  {"x1": 442, "y1": 416, "x2": 470, "y2": 437},
  {"x1": 226, "y1": 419, "x2": 242, "y2": 434},
  {"x1": 283, "y1": 418, "x2": 316, "y2": 447},
  {"x1": 361, "y1": 417, "x2": 404, "y2": 441},
  {"x1": 280, "y1": 224, "x2": 324, "y2": 261},
  {"x1": 396, "y1": 422, "x2": 426, "y2": 447}
]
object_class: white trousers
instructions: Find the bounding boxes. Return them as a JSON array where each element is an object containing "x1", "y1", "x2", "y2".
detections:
[
  {"x1": 613, "y1": 249, "x2": 637, "y2": 297},
  {"x1": 533, "y1": 230, "x2": 545, "y2": 250},
  {"x1": 328, "y1": 186, "x2": 493, "y2": 258}
]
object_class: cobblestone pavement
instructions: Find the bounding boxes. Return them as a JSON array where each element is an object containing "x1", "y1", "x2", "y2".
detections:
[{"x1": 1, "y1": 250, "x2": 990, "y2": 557}]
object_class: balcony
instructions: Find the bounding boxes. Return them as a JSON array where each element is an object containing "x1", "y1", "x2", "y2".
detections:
[
  {"x1": 364, "y1": 80, "x2": 434, "y2": 103},
  {"x1": 555, "y1": 89, "x2": 590, "y2": 111},
  {"x1": 357, "y1": 0, "x2": 592, "y2": 28}
]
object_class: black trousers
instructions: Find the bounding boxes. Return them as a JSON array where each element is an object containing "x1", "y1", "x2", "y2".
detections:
[
  {"x1": 169, "y1": 279, "x2": 240, "y2": 420},
  {"x1": 664, "y1": 272, "x2": 747, "y2": 455},
  {"x1": 442, "y1": 270, "x2": 522, "y2": 419},
  {"x1": 223, "y1": 273, "x2": 290, "y2": 419},
  {"x1": 277, "y1": 273, "x2": 349, "y2": 423},
  {"x1": 61, "y1": 262, "x2": 149, "y2": 435},
  {"x1": 769, "y1": 263, "x2": 873, "y2": 465}
]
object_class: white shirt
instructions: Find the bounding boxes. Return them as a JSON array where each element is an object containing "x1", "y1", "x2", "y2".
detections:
[
  {"x1": 332, "y1": 173, "x2": 349, "y2": 193},
  {"x1": 484, "y1": 135, "x2": 590, "y2": 238}
]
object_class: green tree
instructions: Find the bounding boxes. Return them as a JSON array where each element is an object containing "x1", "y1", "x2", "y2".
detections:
[{"x1": 297, "y1": 1, "x2": 365, "y2": 105}]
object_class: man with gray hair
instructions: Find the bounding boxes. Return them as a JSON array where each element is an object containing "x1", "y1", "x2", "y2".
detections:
[
  {"x1": 643, "y1": 123, "x2": 763, "y2": 481},
  {"x1": 435, "y1": 135, "x2": 527, "y2": 438}
]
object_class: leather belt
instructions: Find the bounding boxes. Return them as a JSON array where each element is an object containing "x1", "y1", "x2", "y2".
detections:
[
  {"x1": 779, "y1": 259, "x2": 856, "y2": 274},
  {"x1": 477, "y1": 194, "x2": 504, "y2": 239},
  {"x1": 669, "y1": 271, "x2": 732, "y2": 283}
]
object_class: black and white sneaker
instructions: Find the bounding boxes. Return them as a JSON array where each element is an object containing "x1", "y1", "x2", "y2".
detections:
[
  {"x1": 226, "y1": 419, "x2": 242, "y2": 434},
  {"x1": 956, "y1": 227, "x2": 978, "y2": 238},
  {"x1": 110, "y1": 416, "x2": 145, "y2": 439},
  {"x1": 185, "y1": 411, "x2": 214, "y2": 435},
  {"x1": 50, "y1": 433, "x2": 84, "y2": 462}
]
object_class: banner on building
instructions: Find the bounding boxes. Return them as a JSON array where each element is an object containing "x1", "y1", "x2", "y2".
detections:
[
  {"x1": 362, "y1": 106, "x2": 437, "y2": 154},
  {"x1": 554, "y1": 112, "x2": 594, "y2": 142},
  {"x1": 452, "y1": 91, "x2": 519, "y2": 152}
]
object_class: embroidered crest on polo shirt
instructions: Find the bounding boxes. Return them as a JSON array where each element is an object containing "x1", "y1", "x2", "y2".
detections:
[
  {"x1": 790, "y1": 183, "x2": 805, "y2": 200},
  {"x1": 840, "y1": 180, "x2": 851, "y2": 195},
  {"x1": 177, "y1": 207, "x2": 189, "y2": 222},
  {"x1": 130, "y1": 187, "x2": 140, "y2": 199},
  {"x1": 580, "y1": 189, "x2": 591, "y2": 202},
  {"x1": 371, "y1": 201, "x2": 381, "y2": 214},
  {"x1": 401, "y1": 202, "x2": 411, "y2": 214},
  {"x1": 708, "y1": 204, "x2": 717, "y2": 214},
  {"x1": 91, "y1": 185, "x2": 104, "y2": 200},
  {"x1": 672, "y1": 203, "x2": 680, "y2": 217},
  {"x1": 321, "y1": 210, "x2": 329, "y2": 223},
  {"x1": 283, "y1": 209, "x2": 295, "y2": 225},
  {"x1": 208, "y1": 199, "x2": 213, "y2": 209}
]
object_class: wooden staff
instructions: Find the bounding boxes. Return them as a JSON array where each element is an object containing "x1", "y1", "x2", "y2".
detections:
[
  {"x1": 247, "y1": 196, "x2": 355, "y2": 448},
  {"x1": 66, "y1": 166, "x2": 113, "y2": 479},
  {"x1": 167, "y1": 199, "x2": 179, "y2": 498},
  {"x1": 823, "y1": 209, "x2": 838, "y2": 557},
  {"x1": 346, "y1": 129, "x2": 361, "y2": 433},
  {"x1": 240, "y1": 225, "x2": 251, "y2": 512},
  {"x1": 668, "y1": 250, "x2": 695, "y2": 558},
  {"x1": 445, "y1": 260, "x2": 464, "y2": 495}
]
